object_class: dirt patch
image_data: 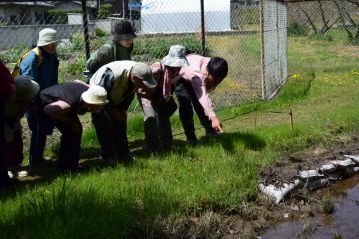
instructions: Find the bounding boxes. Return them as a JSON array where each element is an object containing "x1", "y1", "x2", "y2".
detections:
[{"x1": 259, "y1": 135, "x2": 359, "y2": 187}]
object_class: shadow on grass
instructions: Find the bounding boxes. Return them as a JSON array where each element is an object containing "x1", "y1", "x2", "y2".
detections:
[
  {"x1": 0, "y1": 178, "x2": 177, "y2": 239},
  {"x1": 198, "y1": 131, "x2": 266, "y2": 154}
]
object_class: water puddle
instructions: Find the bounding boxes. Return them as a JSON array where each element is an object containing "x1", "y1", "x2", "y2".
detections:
[{"x1": 261, "y1": 174, "x2": 359, "y2": 239}]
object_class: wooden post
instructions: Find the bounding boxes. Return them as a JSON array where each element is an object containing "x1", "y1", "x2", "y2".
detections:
[{"x1": 289, "y1": 108, "x2": 293, "y2": 131}]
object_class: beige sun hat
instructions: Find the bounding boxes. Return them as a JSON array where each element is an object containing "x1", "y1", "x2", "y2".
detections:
[
  {"x1": 162, "y1": 45, "x2": 189, "y2": 67},
  {"x1": 81, "y1": 85, "x2": 109, "y2": 105},
  {"x1": 13, "y1": 75, "x2": 40, "y2": 100},
  {"x1": 132, "y1": 63, "x2": 158, "y2": 89},
  {"x1": 37, "y1": 28, "x2": 58, "y2": 47}
]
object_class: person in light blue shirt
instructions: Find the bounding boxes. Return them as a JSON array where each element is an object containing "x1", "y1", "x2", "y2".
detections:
[{"x1": 20, "y1": 28, "x2": 59, "y2": 166}]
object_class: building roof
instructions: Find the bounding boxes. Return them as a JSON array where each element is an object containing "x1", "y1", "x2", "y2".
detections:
[{"x1": 0, "y1": 1, "x2": 54, "y2": 7}]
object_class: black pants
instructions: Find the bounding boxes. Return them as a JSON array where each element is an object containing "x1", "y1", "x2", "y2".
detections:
[
  {"x1": 0, "y1": 101, "x2": 10, "y2": 186},
  {"x1": 174, "y1": 78, "x2": 213, "y2": 141},
  {"x1": 55, "y1": 116, "x2": 82, "y2": 171},
  {"x1": 92, "y1": 93, "x2": 134, "y2": 160}
]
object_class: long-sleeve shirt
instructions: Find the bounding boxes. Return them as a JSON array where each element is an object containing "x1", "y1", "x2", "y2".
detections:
[
  {"x1": 0, "y1": 60, "x2": 13, "y2": 100},
  {"x1": 19, "y1": 48, "x2": 59, "y2": 91},
  {"x1": 89, "y1": 60, "x2": 136, "y2": 105},
  {"x1": 180, "y1": 54, "x2": 216, "y2": 119}
]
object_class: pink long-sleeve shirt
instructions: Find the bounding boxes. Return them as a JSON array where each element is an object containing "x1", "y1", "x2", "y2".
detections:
[{"x1": 180, "y1": 54, "x2": 216, "y2": 119}]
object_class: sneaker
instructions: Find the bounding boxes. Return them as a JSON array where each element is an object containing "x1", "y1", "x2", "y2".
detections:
[{"x1": 118, "y1": 153, "x2": 135, "y2": 165}]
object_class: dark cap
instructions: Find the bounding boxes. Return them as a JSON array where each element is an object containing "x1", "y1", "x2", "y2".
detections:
[{"x1": 112, "y1": 19, "x2": 137, "y2": 41}]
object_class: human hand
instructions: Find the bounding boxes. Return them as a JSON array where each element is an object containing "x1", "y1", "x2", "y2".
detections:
[{"x1": 211, "y1": 116, "x2": 223, "y2": 133}]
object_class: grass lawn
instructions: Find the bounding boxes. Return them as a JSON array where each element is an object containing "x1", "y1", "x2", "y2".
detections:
[{"x1": 1, "y1": 34, "x2": 359, "y2": 238}]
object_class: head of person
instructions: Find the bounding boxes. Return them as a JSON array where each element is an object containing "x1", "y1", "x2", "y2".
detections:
[
  {"x1": 81, "y1": 85, "x2": 109, "y2": 113},
  {"x1": 6, "y1": 75, "x2": 39, "y2": 117},
  {"x1": 37, "y1": 28, "x2": 58, "y2": 54},
  {"x1": 112, "y1": 20, "x2": 137, "y2": 48},
  {"x1": 162, "y1": 45, "x2": 189, "y2": 75},
  {"x1": 205, "y1": 57, "x2": 228, "y2": 91},
  {"x1": 131, "y1": 63, "x2": 158, "y2": 94}
]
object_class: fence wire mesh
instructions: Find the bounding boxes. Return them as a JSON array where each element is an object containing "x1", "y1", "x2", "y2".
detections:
[{"x1": 0, "y1": 0, "x2": 358, "y2": 112}]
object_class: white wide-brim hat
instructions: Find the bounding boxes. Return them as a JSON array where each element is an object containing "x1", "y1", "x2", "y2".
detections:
[
  {"x1": 13, "y1": 75, "x2": 40, "y2": 100},
  {"x1": 81, "y1": 85, "x2": 109, "y2": 105},
  {"x1": 37, "y1": 28, "x2": 58, "y2": 47},
  {"x1": 162, "y1": 45, "x2": 189, "y2": 67}
]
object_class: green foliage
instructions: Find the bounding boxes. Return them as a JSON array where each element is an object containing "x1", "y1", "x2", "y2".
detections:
[
  {"x1": 322, "y1": 193, "x2": 335, "y2": 214},
  {"x1": 97, "y1": 3, "x2": 112, "y2": 20},
  {"x1": 0, "y1": 44, "x2": 30, "y2": 64},
  {"x1": 288, "y1": 22, "x2": 309, "y2": 36},
  {"x1": 71, "y1": 33, "x2": 85, "y2": 51},
  {"x1": 95, "y1": 28, "x2": 108, "y2": 37},
  {"x1": 48, "y1": 9, "x2": 81, "y2": 24},
  {"x1": 133, "y1": 36, "x2": 203, "y2": 59}
]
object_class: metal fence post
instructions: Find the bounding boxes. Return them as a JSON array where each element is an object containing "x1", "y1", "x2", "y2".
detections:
[
  {"x1": 81, "y1": 0, "x2": 90, "y2": 60},
  {"x1": 200, "y1": 0, "x2": 206, "y2": 55}
]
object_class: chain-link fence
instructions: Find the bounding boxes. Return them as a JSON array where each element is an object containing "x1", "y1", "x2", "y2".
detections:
[{"x1": 0, "y1": 1, "x2": 358, "y2": 112}]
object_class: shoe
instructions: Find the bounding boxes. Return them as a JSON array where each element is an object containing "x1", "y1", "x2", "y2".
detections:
[
  {"x1": 118, "y1": 153, "x2": 135, "y2": 165},
  {"x1": 30, "y1": 159, "x2": 54, "y2": 168},
  {"x1": 205, "y1": 128, "x2": 219, "y2": 137}
]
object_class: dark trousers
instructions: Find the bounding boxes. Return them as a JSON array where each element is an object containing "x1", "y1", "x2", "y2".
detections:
[
  {"x1": 92, "y1": 106, "x2": 130, "y2": 160},
  {"x1": 0, "y1": 101, "x2": 10, "y2": 185},
  {"x1": 174, "y1": 78, "x2": 213, "y2": 141},
  {"x1": 55, "y1": 117, "x2": 82, "y2": 171},
  {"x1": 26, "y1": 100, "x2": 54, "y2": 164}
]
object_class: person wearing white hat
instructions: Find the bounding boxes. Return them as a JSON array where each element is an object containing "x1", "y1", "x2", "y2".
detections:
[
  {"x1": 89, "y1": 60, "x2": 157, "y2": 163},
  {"x1": 19, "y1": 28, "x2": 59, "y2": 167},
  {"x1": 138, "y1": 45, "x2": 189, "y2": 153},
  {"x1": 37, "y1": 82, "x2": 108, "y2": 172}
]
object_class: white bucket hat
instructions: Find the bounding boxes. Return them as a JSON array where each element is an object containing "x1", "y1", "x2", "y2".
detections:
[
  {"x1": 81, "y1": 85, "x2": 109, "y2": 105},
  {"x1": 162, "y1": 45, "x2": 189, "y2": 67},
  {"x1": 37, "y1": 28, "x2": 58, "y2": 47},
  {"x1": 13, "y1": 75, "x2": 40, "y2": 100}
]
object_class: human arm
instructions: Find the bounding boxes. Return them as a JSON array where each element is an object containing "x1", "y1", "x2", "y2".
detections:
[{"x1": 191, "y1": 76, "x2": 223, "y2": 132}]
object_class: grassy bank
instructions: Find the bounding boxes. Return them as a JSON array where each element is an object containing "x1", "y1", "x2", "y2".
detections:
[{"x1": 1, "y1": 35, "x2": 359, "y2": 238}]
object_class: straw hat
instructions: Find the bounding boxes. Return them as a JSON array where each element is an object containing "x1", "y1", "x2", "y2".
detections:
[
  {"x1": 81, "y1": 85, "x2": 109, "y2": 105},
  {"x1": 37, "y1": 28, "x2": 58, "y2": 47},
  {"x1": 132, "y1": 63, "x2": 158, "y2": 89},
  {"x1": 162, "y1": 45, "x2": 189, "y2": 67}
]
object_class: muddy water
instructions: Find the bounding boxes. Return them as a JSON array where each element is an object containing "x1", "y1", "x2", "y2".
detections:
[{"x1": 261, "y1": 174, "x2": 359, "y2": 239}]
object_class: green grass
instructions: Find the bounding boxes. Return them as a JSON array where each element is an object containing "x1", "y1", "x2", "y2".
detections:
[{"x1": 1, "y1": 34, "x2": 359, "y2": 238}]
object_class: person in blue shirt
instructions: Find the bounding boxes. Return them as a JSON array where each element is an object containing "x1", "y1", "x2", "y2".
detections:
[{"x1": 20, "y1": 28, "x2": 59, "y2": 167}]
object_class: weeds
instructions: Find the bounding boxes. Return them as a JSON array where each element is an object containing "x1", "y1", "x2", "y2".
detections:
[{"x1": 322, "y1": 193, "x2": 335, "y2": 214}]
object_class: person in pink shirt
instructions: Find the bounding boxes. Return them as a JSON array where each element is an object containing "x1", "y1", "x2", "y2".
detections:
[{"x1": 175, "y1": 54, "x2": 228, "y2": 145}]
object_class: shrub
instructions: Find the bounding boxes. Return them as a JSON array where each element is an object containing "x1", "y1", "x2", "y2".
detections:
[
  {"x1": 288, "y1": 22, "x2": 308, "y2": 36},
  {"x1": 48, "y1": 9, "x2": 81, "y2": 24},
  {"x1": 97, "y1": 4, "x2": 112, "y2": 20},
  {"x1": 95, "y1": 28, "x2": 107, "y2": 37},
  {"x1": 133, "y1": 36, "x2": 203, "y2": 59},
  {"x1": 0, "y1": 44, "x2": 30, "y2": 64}
]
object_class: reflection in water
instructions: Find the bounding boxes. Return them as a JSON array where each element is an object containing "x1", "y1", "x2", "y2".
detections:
[{"x1": 262, "y1": 174, "x2": 359, "y2": 239}]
